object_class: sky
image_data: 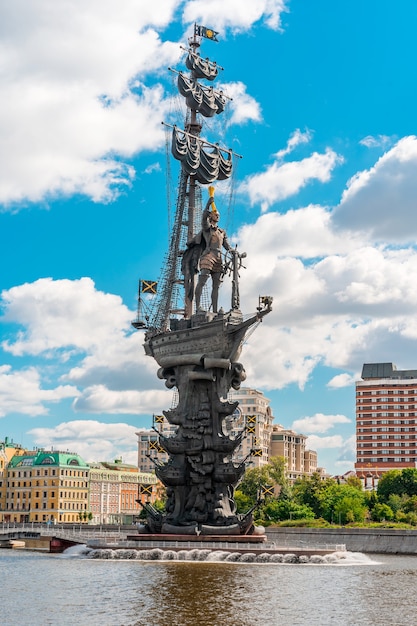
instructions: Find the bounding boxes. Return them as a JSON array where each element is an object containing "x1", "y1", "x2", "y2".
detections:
[{"x1": 2, "y1": 0, "x2": 417, "y2": 475}]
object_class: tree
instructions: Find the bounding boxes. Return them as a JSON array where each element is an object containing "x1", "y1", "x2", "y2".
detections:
[
  {"x1": 267, "y1": 456, "x2": 292, "y2": 500},
  {"x1": 377, "y1": 470, "x2": 404, "y2": 502},
  {"x1": 400, "y1": 468, "x2": 417, "y2": 496},
  {"x1": 293, "y1": 473, "x2": 334, "y2": 518},
  {"x1": 238, "y1": 457, "x2": 290, "y2": 505},
  {"x1": 321, "y1": 483, "x2": 367, "y2": 524},
  {"x1": 371, "y1": 503, "x2": 394, "y2": 522},
  {"x1": 234, "y1": 490, "x2": 253, "y2": 514}
]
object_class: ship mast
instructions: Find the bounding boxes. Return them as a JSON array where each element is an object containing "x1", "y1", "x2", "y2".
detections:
[
  {"x1": 184, "y1": 31, "x2": 202, "y2": 318},
  {"x1": 134, "y1": 25, "x2": 233, "y2": 333}
]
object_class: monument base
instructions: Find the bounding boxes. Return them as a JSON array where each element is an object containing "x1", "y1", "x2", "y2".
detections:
[{"x1": 127, "y1": 533, "x2": 267, "y2": 544}]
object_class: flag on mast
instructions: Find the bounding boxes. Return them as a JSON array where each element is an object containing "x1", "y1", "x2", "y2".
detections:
[
  {"x1": 141, "y1": 280, "x2": 157, "y2": 294},
  {"x1": 194, "y1": 23, "x2": 219, "y2": 42}
]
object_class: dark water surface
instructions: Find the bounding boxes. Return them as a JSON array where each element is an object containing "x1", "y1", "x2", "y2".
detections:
[{"x1": 2, "y1": 548, "x2": 417, "y2": 625}]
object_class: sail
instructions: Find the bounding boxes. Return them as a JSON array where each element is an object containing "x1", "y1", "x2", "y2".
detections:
[
  {"x1": 177, "y1": 74, "x2": 225, "y2": 117},
  {"x1": 185, "y1": 50, "x2": 218, "y2": 81},
  {"x1": 171, "y1": 127, "x2": 233, "y2": 184}
]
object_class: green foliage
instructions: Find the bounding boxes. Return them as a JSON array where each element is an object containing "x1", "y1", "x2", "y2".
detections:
[
  {"x1": 387, "y1": 493, "x2": 408, "y2": 514},
  {"x1": 365, "y1": 490, "x2": 378, "y2": 510},
  {"x1": 238, "y1": 456, "x2": 291, "y2": 506},
  {"x1": 234, "y1": 490, "x2": 252, "y2": 514},
  {"x1": 292, "y1": 472, "x2": 334, "y2": 517},
  {"x1": 273, "y1": 517, "x2": 332, "y2": 528},
  {"x1": 258, "y1": 499, "x2": 315, "y2": 523},
  {"x1": 370, "y1": 503, "x2": 394, "y2": 522},
  {"x1": 377, "y1": 468, "x2": 417, "y2": 502},
  {"x1": 404, "y1": 512, "x2": 417, "y2": 526},
  {"x1": 239, "y1": 466, "x2": 417, "y2": 528},
  {"x1": 345, "y1": 475, "x2": 363, "y2": 490}
]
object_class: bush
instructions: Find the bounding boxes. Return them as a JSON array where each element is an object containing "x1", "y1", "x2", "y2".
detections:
[{"x1": 371, "y1": 503, "x2": 394, "y2": 522}]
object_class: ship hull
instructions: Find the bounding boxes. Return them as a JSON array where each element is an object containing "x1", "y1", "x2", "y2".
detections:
[{"x1": 144, "y1": 311, "x2": 260, "y2": 367}]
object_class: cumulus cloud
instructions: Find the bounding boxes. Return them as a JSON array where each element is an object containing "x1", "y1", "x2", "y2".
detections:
[
  {"x1": 334, "y1": 136, "x2": 417, "y2": 242},
  {"x1": 0, "y1": 1, "x2": 182, "y2": 208},
  {"x1": 28, "y1": 420, "x2": 142, "y2": 464},
  {"x1": 1, "y1": 277, "x2": 131, "y2": 356},
  {"x1": 182, "y1": 0, "x2": 288, "y2": 32},
  {"x1": 334, "y1": 435, "x2": 356, "y2": 467},
  {"x1": 0, "y1": 277, "x2": 174, "y2": 417},
  {"x1": 240, "y1": 143, "x2": 343, "y2": 212},
  {"x1": 292, "y1": 413, "x2": 351, "y2": 434},
  {"x1": 220, "y1": 81, "x2": 262, "y2": 125},
  {"x1": 305, "y1": 434, "x2": 345, "y2": 450},
  {"x1": 230, "y1": 206, "x2": 417, "y2": 390},
  {"x1": 327, "y1": 373, "x2": 357, "y2": 388},
  {"x1": 72, "y1": 385, "x2": 171, "y2": 415},
  {"x1": 275, "y1": 128, "x2": 312, "y2": 159},
  {"x1": 360, "y1": 134, "x2": 392, "y2": 149},
  {"x1": 0, "y1": 364, "x2": 78, "y2": 417},
  {"x1": 0, "y1": 0, "x2": 290, "y2": 209}
]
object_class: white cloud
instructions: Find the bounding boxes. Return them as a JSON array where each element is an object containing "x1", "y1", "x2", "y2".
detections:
[
  {"x1": 359, "y1": 135, "x2": 392, "y2": 149},
  {"x1": 237, "y1": 205, "x2": 357, "y2": 262},
  {"x1": 72, "y1": 385, "x2": 171, "y2": 415},
  {"x1": 1, "y1": 277, "x2": 131, "y2": 356},
  {"x1": 275, "y1": 128, "x2": 312, "y2": 159},
  {"x1": 292, "y1": 413, "x2": 351, "y2": 434},
  {"x1": 0, "y1": 1, "x2": 290, "y2": 208},
  {"x1": 305, "y1": 434, "x2": 345, "y2": 450},
  {"x1": 334, "y1": 135, "x2": 417, "y2": 242},
  {"x1": 220, "y1": 81, "x2": 262, "y2": 125},
  {"x1": 28, "y1": 419, "x2": 141, "y2": 464},
  {"x1": 327, "y1": 373, "x2": 356, "y2": 388},
  {"x1": 240, "y1": 146, "x2": 343, "y2": 212},
  {"x1": 0, "y1": 364, "x2": 78, "y2": 417},
  {"x1": 231, "y1": 207, "x2": 417, "y2": 389},
  {"x1": 182, "y1": 0, "x2": 288, "y2": 32},
  {"x1": 334, "y1": 435, "x2": 356, "y2": 465},
  {"x1": 0, "y1": 1, "x2": 182, "y2": 207},
  {"x1": 0, "y1": 277, "x2": 173, "y2": 419}
]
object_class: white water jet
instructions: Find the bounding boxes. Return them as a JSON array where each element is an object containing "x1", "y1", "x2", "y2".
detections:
[{"x1": 82, "y1": 547, "x2": 376, "y2": 566}]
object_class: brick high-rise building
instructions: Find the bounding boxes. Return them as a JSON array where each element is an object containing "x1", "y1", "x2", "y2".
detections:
[{"x1": 355, "y1": 362, "x2": 417, "y2": 486}]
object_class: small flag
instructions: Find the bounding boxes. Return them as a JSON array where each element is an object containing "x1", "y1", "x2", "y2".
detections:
[
  {"x1": 149, "y1": 440, "x2": 159, "y2": 451},
  {"x1": 139, "y1": 484, "x2": 153, "y2": 497},
  {"x1": 247, "y1": 425, "x2": 256, "y2": 434},
  {"x1": 247, "y1": 415, "x2": 257, "y2": 424},
  {"x1": 141, "y1": 280, "x2": 157, "y2": 294},
  {"x1": 252, "y1": 448, "x2": 262, "y2": 457},
  {"x1": 195, "y1": 23, "x2": 219, "y2": 42},
  {"x1": 261, "y1": 484, "x2": 274, "y2": 497}
]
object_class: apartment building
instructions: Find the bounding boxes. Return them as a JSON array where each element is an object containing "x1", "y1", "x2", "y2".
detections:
[
  {"x1": 136, "y1": 426, "x2": 170, "y2": 473},
  {"x1": 227, "y1": 387, "x2": 274, "y2": 467},
  {"x1": 2, "y1": 449, "x2": 89, "y2": 523},
  {"x1": 355, "y1": 362, "x2": 417, "y2": 485},
  {"x1": 89, "y1": 460, "x2": 157, "y2": 524},
  {"x1": 270, "y1": 424, "x2": 318, "y2": 482}
]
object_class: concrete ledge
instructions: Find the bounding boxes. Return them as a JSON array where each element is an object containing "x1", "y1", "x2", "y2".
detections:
[{"x1": 265, "y1": 527, "x2": 417, "y2": 554}]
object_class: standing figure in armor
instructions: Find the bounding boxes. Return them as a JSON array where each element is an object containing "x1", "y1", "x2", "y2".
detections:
[{"x1": 182, "y1": 188, "x2": 231, "y2": 314}]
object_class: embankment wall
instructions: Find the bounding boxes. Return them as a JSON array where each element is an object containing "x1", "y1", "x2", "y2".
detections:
[{"x1": 265, "y1": 527, "x2": 417, "y2": 554}]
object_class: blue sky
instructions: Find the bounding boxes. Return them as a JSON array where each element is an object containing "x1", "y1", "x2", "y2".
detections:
[{"x1": 2, "y1": 0, "x2": 417, "y2": 475}]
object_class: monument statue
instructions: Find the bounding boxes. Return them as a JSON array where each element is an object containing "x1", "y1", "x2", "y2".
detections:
[{"x1": 132, "y1": 25, "x2": 272, "y2": 536}]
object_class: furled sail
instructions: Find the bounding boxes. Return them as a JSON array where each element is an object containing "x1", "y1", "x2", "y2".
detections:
[
  {"x1": 171, "y1": 127, "x2": 233, "y2": 184},
  {"x1": 185, "y1": 50, "x2": 218, "y2": 81},
  {"x1": 177, "y1": 74, "x2": 225, "y2": 118}
]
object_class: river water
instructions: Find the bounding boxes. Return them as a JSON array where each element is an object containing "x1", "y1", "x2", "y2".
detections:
[{"x1": 2, "y1": 547, "x2": 417, "y2": 626}]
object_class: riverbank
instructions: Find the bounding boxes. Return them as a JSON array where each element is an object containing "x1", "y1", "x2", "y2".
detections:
[{"x1": 265, "y1": 527, "x2": 417, "y2": 554}]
